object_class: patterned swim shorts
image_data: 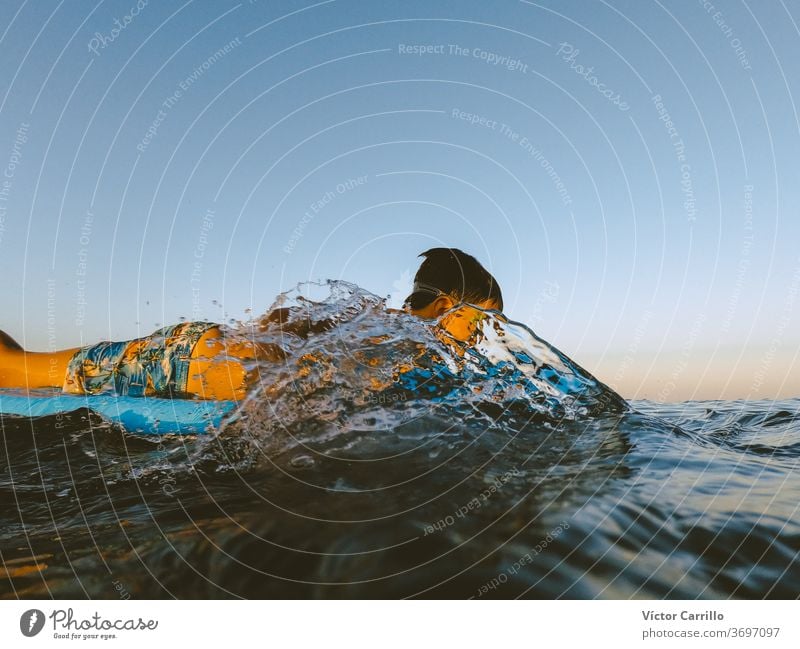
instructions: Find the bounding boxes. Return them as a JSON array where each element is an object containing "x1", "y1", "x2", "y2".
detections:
[{"x1": 62, "y1": 321, "x2": 219, "y2": 396}]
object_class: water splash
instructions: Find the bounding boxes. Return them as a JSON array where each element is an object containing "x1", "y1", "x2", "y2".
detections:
[
  {"x1": 6, "y1": 281, "x2": 798, "y2": 598},
  {"x1": 221, "y1": 280, "x2": 627, "y2": 455}
]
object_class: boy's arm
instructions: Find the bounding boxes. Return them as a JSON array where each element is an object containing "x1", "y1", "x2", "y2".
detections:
[{"x1": 0, "y1": 344, "x2": 80, "y2": 390}]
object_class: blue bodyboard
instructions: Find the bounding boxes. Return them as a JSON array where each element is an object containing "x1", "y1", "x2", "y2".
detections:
[{"x1": 0, "y1": 389, "x2": 237, "y2": 434}]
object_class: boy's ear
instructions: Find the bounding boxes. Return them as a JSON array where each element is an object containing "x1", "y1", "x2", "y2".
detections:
[{"x1": 430, "y1": 295, "x2": 456, "y2": 317}]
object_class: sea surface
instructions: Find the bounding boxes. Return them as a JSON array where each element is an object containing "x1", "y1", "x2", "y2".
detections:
[{"x1": 1, "y1": 282, "x2": 799, "y2": 598}]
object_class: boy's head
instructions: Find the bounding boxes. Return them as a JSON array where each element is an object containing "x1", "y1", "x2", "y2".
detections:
[{"x1": 404, "y1": 248, "x2": 503, "y2": 320}]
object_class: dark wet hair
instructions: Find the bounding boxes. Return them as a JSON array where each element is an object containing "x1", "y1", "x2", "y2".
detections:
[
  {"x1": 0, "y1": 329, "x2": 22, "y2": 351},
  {"x1": 404, "y1": 248, "x2": 503, "y2": 311}
]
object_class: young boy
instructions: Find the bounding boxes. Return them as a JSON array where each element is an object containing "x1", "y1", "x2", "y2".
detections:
[
  {"x1": 0, "y1": 248, "x2": 503, "y2": 400},
  {"x1": 402, "y1": 247, "x2": 503, "y2": 341}
]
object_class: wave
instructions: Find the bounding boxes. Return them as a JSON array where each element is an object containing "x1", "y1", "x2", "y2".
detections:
[{"x1": 2, "y1": 281, "x2": 799, "y2": 598}]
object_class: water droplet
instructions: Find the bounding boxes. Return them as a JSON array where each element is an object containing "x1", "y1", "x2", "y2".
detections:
[{"x1": 290, "y1": 454, "x2": 315, "y2": 469}]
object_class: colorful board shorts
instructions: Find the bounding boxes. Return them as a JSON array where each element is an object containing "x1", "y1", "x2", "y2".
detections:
[{"x1": 62, "y1": 321, "x2": 219, "y2": 397}]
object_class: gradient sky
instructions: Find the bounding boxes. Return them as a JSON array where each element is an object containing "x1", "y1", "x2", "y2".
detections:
[{"x1": 1, "y1": 0, "x2": 798, "y2": 401}]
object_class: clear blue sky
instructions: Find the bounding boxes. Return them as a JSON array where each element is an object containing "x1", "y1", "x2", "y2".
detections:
[{"x1": 1, "y1": 0, "x2": 798, "y2": 400}]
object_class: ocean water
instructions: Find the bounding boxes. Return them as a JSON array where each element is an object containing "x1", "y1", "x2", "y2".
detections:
[{"x1": 1, "y1": 282, "x2": 798, "y2": 599}]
